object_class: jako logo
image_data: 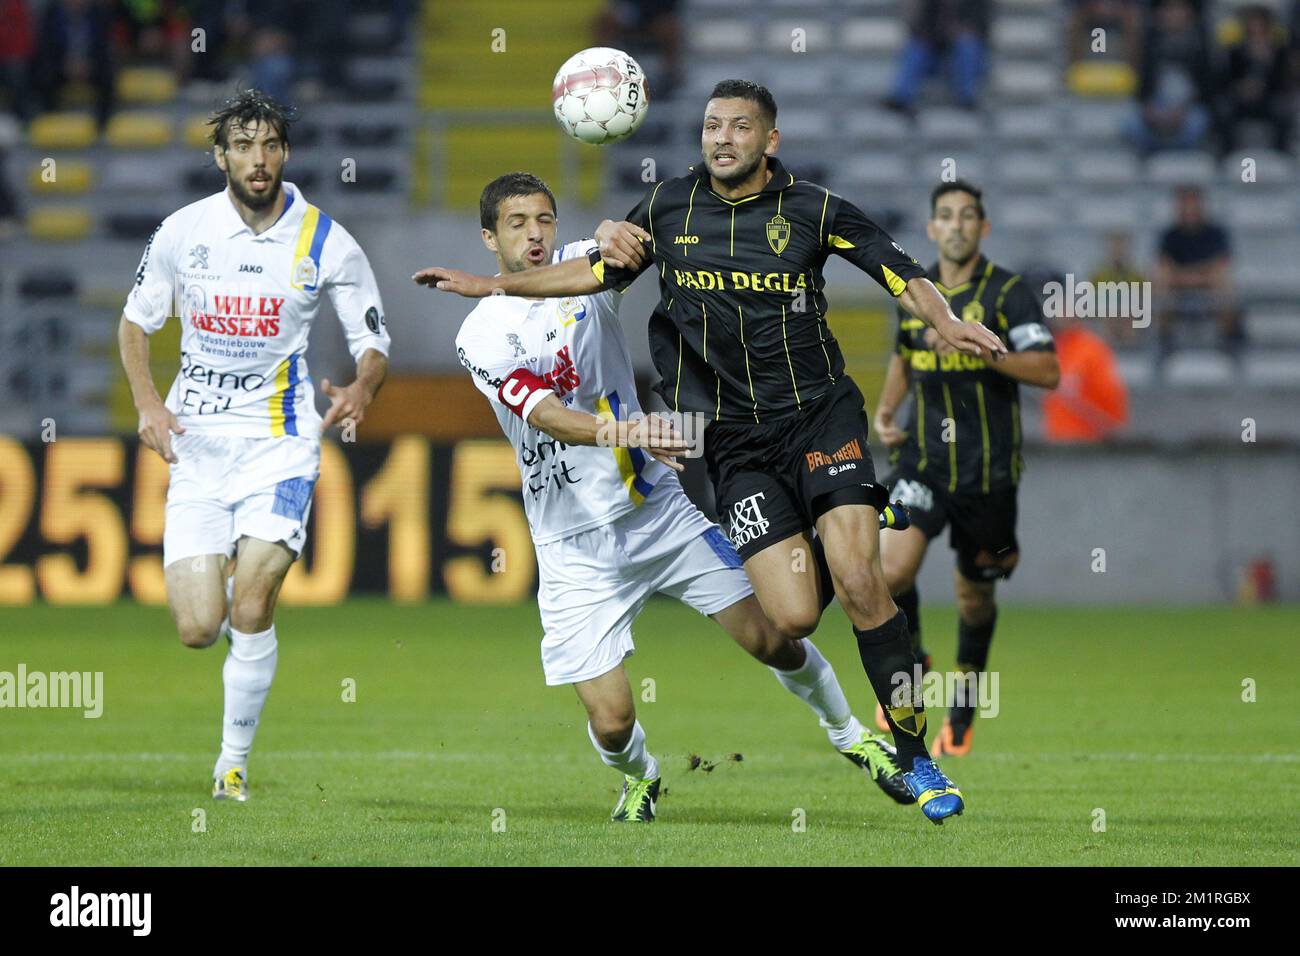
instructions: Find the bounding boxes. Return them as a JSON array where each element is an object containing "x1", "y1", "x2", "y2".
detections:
[
  {"x1": 50, "y1": 886, "x2": 151, "y2": 936},
  {"x1": 673, "y1": 234, "x2": 700, "y2": 245}
]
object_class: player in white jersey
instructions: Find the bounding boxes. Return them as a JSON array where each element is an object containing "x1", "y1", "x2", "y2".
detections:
[
  {"x1": 117, "y1": 90, "x2": 391, "y2": 801},
  {"x1": 433, "y1": 173, "x2": 913, "y2": 821}
]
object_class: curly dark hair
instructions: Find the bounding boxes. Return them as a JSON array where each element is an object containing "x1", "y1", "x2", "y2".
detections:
[
  {"x1": 707, "y1": 79, "x2": 778, "y2": 128},
  {"x1": 207, "y1": 88, "x2": 297, "y2": 151}
]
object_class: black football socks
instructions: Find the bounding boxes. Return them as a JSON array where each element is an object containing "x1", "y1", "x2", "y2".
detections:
[{"x1": 854, "y1": 609, "x2": 929, "y2": 768}]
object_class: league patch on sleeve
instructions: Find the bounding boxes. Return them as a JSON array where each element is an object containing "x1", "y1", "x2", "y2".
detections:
[{"x1": 1009, "y1": 322, "x2": 1053, "y2": 350}]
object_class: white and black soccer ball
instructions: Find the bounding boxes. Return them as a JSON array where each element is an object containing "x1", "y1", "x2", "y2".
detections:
[{"x1": 552, "y1": 47, "x2": 649, "y2": 145}]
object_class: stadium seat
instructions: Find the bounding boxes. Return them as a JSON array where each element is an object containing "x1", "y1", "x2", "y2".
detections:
[
  {"x1": 27, "y1": 160, "x2": 93, "y2": 194},
  {"x1": 1067, "y1": 99, "x2": 1129, "y2": 138},
  {"x1": 28, "y1": 113, "x2": 98, "y2": 150},
  {"x1": 26, "y1": 207, "x2": 94, "y2": 242},
  {"x1": 1220, "y1": 149, "x2": 1296, "y2": 184},
  {"x1": 840, "y1": 18, "x2": 906, "y2": 52},
  {"x1": 106, "y1": 212, "x2": 167, "y2": 240},
  {"x1": 921, "y1": 151, "x2": 985, "y2": 182},
  {"x1": 1225, "y1": 194, "x2": 1297, "y2": 231},
  {"x1": 997, "y1": 194, "x2": 1058, "y2": 231},
  {"x1": 993, "y1": 105, "x2": 1059, "y2": 140},
  {"x1": 696, "y1": 20, "x2": 759, "y2": 52},
  {"x1": 843, "y1": 106, "x2": 911, "y2": 143},
  {"x1": 182, "y1": 115, "x2": 213, "y2": 150},
  {"x1": 18, "y1": 271, "x2": 78, "y2": 299},
  {"x1": 106, "y1": 112, "x2": 173, "y2": 149},
  {"x1": 1072, "y1": 150, "x2": 1141, "y2": 186},
  {"x1": 1074, "y1": 194, "x2": 1143, "y2": 230},
  {"x1": 1244, "y1": 309, "x2": 1300, "y2": 348},
  {"x1": 992, "y1": 61, "x2": 1059, "y2": 99},
  {"x1": 1144, "y1": 151, "x2": 1216, "y2": 186},
  {"x1": 840, "y1": 151, "x2": 910, "y2": 186},
  {"x1": 1163, "y1": 350, "x2": 1235, "y2": 387},
  {"x1": 1000, "y1": 150, "x2": 1056, "y2": 187},
  {"x1": 339, "y1": 124, "x2": 402, "y2": 148},
  {"x1": 117, "y1": 67, "x2": 178, "y2": 105},
  {"x1": 1115, "y1": 352, "x2": 1156, "y2": 388},
  {"x1": 1065, "y1": 61, "x2": 1138, "y2": 98},
  {"x1": 992, "y1": 16, "x2": 1055, "y2": 54},
  {"x1": 918, "y1": 107, "x2": 984, "y2": 143},
  {"x1": 765, "y1": 19, "x2": 832, "y2": 52},
  {"x1": 1241, "y1": 351, "x2": 1300, "y2": 388}
]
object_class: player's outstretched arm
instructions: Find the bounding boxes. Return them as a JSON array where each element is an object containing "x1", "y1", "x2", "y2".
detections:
[
  {"x1": 899, "y1": 278, "x2": 1007, "y2": 360},
  {"x1": 118, "y1": 314, "x2": 185, "y2": 463},
  {"x1": 986, "y1": 350, "x2": 1060, "y2": 389},
  {"x1": 412, "y1": 257, "x2": 603, "y2": 299},
  {"x1": 321, "y1": 348, "x2": 389, "y2": 430},
  {"x1": 873, "y1": 353, "x2": 911, "y2": 446},
  {"x1": 527, "y1": 394, "x2": 687, "y2": 472}
]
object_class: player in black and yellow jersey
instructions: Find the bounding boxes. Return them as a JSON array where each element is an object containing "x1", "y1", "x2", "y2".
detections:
[
  {"x1": 416, "y1": 81, "x2": 1006, "y2": 823},
  {"x1": 874, "y1": 180, "x2": 1060, "y2": 755}
]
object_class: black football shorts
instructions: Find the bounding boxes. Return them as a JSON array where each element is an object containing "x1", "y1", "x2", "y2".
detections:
[
  {"x1": 883, "y1": 468, "x2": 1020, "y2": 581},
  {"x1": 705, "y1": 375, "x2": 889, "y2": 562}
]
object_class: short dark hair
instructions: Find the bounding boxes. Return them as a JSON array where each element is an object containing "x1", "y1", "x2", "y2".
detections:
[
  {"x1": 930, "y1": 179, "x2": 985, "y2": 219},
  {"x1": 707, "y1": 79, "x2": 778, "y2": 128},
  {"x1": 479, "y1": 172, "x2": 557, "y2": 231},
  {"x1": 208, "y1": 88, "x2": 296, "y2": 151}
]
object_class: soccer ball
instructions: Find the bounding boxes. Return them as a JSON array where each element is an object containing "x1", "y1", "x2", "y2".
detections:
[{"x1": 552, "y1": 47, "x2": 649, "y2": 145}]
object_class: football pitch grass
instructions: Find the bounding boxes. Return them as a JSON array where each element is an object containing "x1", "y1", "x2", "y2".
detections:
[{"x1": 2, "y1": 599, "x2": 1297, "y2": 867}]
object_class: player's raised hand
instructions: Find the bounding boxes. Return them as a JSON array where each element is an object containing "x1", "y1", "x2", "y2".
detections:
[
  {"x1": 595, "y1": 219, "x2": 650, "y2": 270},
  {"x1": 320, "y1": 377, "x2": 370, "y2": 430},
  {"x1": 137, "y1": 400, "x2": 185, "y2": 464},
  {"x1": 934, "y1": 317, "x2": 1007, "y2": 361},
  {"x1": 627, "y1": 413, "x2": 689, "y2": 472},
  {"x1": 411, "y1": 266, "x2": 496, "y2": 298}
]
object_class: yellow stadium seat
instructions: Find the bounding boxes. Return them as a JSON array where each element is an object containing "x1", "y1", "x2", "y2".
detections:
[
  {"x1": 106, "y1": 111, "x2": 173, "y2": 149},
  {"x1": 117, "y1": 67, "x2": 178, "y2": 105},
  {"x1": 1066, "y1": 61, "x2": 1137, "y2": 98},
  {"x1": 183, "y1": 114, "x2": 214, "y2": 150},
  {"x1": 28, "y1": 113, "x2": 98, "y2": 150},
  {"x1": 26, "y1": 207, "x2": 94, "y2": 242},
  {"x1": 27, "y1": 160, "x2": 94, "y2": 194}
]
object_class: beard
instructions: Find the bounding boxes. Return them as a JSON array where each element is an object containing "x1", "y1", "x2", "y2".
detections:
[
  {"x1": 707, "y1": 150, "x2": 764, "y2": 186},
  {"x1": 227, "y1": 169, "x2": 283, "y2": 210}
]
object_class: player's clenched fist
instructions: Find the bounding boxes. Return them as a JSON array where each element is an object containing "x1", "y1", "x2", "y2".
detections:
[
  {"x1": 595, "y1": 219, "x2": 650, "y2": 270},
  {"x1": 873, "y1": 407, "x2": 906, "y2": 447},
  {"x1": 137, "y1": 399, "x2": 185, "y2": 463}
]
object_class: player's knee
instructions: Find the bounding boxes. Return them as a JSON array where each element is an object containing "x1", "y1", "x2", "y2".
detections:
[
  {"x1": 177, "y1": 621, "x2": 222, "y2": 649},
  {"x1": 590, "y1": 709, "x2": 635, "y2": 750},
  {"x1": 767, "y1": 607, "x2": 819, "y2": 641},
  {"x1": 230, "y1": 590, "x2": 275, "y2": 632},
  {"x1": 956, "y1": 590, "x2": 996, "y2": 626}
]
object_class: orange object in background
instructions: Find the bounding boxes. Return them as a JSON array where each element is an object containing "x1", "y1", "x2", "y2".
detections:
[{"x1": 1043, "y1": 324, "x2": 1129, "y2": 442}]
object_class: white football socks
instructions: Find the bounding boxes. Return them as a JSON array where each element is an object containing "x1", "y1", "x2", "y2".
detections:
[
  {"x1": 770, "y1": 639, "x2": 864, "y2": 750},
  {"x1": 587, "y1": 719, "x2": 659, "y2": 781},
  {"x1": 215, "y1": 625, "x2": 278, "y2": 778}
]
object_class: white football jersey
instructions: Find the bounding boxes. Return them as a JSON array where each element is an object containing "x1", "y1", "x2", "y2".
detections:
[
  {"x1": 455, "y1": 240, "x2": 669, "y2": 545},
  {"x1": 123, "y1": 183, "x2": 391, "y2": 439}
]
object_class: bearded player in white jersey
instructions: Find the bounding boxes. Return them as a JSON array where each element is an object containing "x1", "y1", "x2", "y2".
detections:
[
  {"x1": 117, "y1": 90, "x2": 391, "y2": 801},
  {"x1": 427, "y1": 173, "x2": 912, "y2": 822}
]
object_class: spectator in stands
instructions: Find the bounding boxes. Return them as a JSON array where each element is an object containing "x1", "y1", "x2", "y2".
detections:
[
  {"x1": 1216, "y1": 3, "x2": 1293, "y2": 155},
  {"x1": 595, "y1": 0, "x2": 682, "y2": 99},
  {"x1": 0, "y1": 0, "x2": 36, "y2": 122},
  {"x1": 1155, "y1": 186, "x2": 1243, "y2": 359},
  {"x1": 883, "y1": 0, "x2": 990, "y2": 115},
  {"x1": 30, "y1": 0, "x2": 116, "y2": 129},
  {"x1": 1089, "y1": 230, "x2": 1146, "y2": 348},
  {"x1": 113, "y1": 0, "x2": 191, "y2": 79},
  {"x1": 1122, "y1": 0, "x2": 1212, "y2": 155},
  {"x1": 1041, "y1": 273, "x2": 1129, "y2": 443}
]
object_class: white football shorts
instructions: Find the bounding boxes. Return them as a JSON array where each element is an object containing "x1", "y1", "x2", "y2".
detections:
[
  {"x1": 535, "y1": 474, "x2": 754, "y2": 686},
  {"x1": 163, "y1": 433, "x2": 321, "y2": 567}
]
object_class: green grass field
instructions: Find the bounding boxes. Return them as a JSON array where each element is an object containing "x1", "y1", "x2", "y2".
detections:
[{"x1": 2, "y1": 599, "x2": 1297, "y2": 866}]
